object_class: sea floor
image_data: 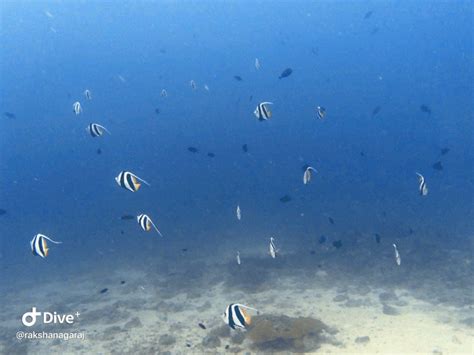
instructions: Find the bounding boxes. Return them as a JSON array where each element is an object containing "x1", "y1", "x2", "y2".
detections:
[{"x1": 0, "y1": 241, "x2": 473, "y2": 354}]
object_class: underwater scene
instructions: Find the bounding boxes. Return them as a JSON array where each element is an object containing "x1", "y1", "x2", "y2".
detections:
[{"x1": 0, "y1": 1, "x2": 473, "y2": 354}]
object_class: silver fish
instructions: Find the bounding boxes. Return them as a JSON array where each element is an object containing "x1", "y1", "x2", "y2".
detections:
[
  {"x1": 84, "y1": 89, "x2": 92, "y2": 100},
  {"x1": 269, "y1": 237, "x2": 278, "y2": 258},
  {"x1": 236, "y1": 251, "x2": 241, "y2": 265},
  {"x1": 303, "y1": 166, "x2": 317, "y2": 184},
  {"x1": 72, "y1": 101, "x2": 82, "y2": 115},
  {"x1": 236, "y1": 205, "x2": 242, "y2": 220},
  {"x1": 416, "y1": 172, "x2": 428, "y2": 196},
  {"x1": 393, "y1": 243, "x2": 401, "y2": 266},
  {"x1": 255, "y1": 58, "x2": 261, "y2": 70}
]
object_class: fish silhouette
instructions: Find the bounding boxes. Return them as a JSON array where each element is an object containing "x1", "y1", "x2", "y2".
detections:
[{"x1": 279, "y1": 68, "x2": 293, "y2": 79}]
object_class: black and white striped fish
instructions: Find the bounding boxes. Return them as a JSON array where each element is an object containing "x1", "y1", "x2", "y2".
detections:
[
  {"x1": 316, "y1": 106, "x2": 326, "y2": 120},
  {"x1": 161, "y1": 89, "x2": 168, "y2": 97},
  {"x1": 84, "y1": 89, "x2": 92, "y2": 100},
  {"x1": 30, "y1": 234, "x2": 62, "y2": 258},
  {"x1": 115, "y1": 171, "x2": 150, "y2": 192},
  {"x1": 254, "y1": 102, "x2": 273, "y2": 121},
  {"x1": 137, "y1": 214, "x2": 163, "y2": 237},
  {"x1": 269, "y1": 237, "x2": 278, "y2": 258},
  {"x1": 190, "y1": 80, "x2": 197, "y2": 90},
  {"x1": 416, "y1": 172, "x2": 428, "y2": 196},
  {"x1": 222, "y1": 304, "x2": 258, "y2": 330},
  {"x1": 87, "y1": 123, "x2": 110, "y2": 137},
  {"x1": 72, "y1": 101, "x2": 82, "y2": 115},
  {"x1": 236, "y1": 205, "x2": 242, "y2": 221},
  {"x1": 303, "y1": 166, "x2": 317, "y2": 184}
]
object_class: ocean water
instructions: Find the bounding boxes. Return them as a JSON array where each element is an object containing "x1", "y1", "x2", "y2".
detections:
[{"x1": 0, "y1": 1, "x2": 473, "y2": 354}]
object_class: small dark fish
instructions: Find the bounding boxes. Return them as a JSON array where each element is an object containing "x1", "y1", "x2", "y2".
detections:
[
  {"x1": 310, "y1": 250, "x2": 316, "y2": 255},
  {"x1": 249, "y1": 95, "x2": 253, "y2": 102},
  {"x1": 120, "y1": 230, "x2": 124, "y2": 235},
  {"x1": 408, "y1": 228, "x2": 415, "y2": 235},
  {"x1": 311, "y1": 47, "x2": 319, "y2": 55},
  {"x1": 96, "y1": 148, "x2": 102, "y2": 155},
  {"x1": 319, "y1": 235, "x2": 327, "y2": 244},
  {"x1": 225, "y1": 345, "x2": 230, "y2": 350},
  {"x1": 121, "y1": 215, "x2": 135, "y2": 220},
  {"x1": 332, "y1": 240, "x2": 343, "y2": 249},
  {"x1": 328, "y1": 217, "x2": 335, "y2": 225},
  {"x1": 371, "y1": 106, "x2": 381, "y2": 116},
  {"x1": 3, "y1": 112, "x2": 16, "y2": 119},
  {"x1": 364, "y1": 10, "x2": 373, "y2": 19},
  {"x1": 100, "y1": 288, "x2": 108, "y2": 294},
  {"x1": 279, "y1": 195, "x2": 292, "y2": 203},
  {"x1": 370, "y1": 27, "x2": 379, "y2": 35},
  {"x1": 375, "y1": 234, "x2": 381, "y2": 244},
  {"x1": 432, "y1": 161, "x2": 443, "y2": 171},
  {"x1": 242, "y1": 144, "x2": 248, "y2": 153},
  {"x1": 154, "y1": 108, "x2": 160, "y2": 115},
  {"x1": 181, "y1": 248, "x2": 188, "y2": 252},
  {"x1": 420, "y1": 104, "x2": 432, "y2": 114},
  {"x1": 198, "y1": 323, "x2": 206, "y2": 330},
  {"x1": 120, "y1": 280, "x2": 126, "y2": 285},
  {"x1": 186, "y1": 344, "x2": 191, "y2": 348},
  {"x1": 279, "y1": 68, "x2": 293, "y2": 79},
  {"x1": 0, "y1": 209, "x2": 6, "y2": 216},
  {"x1": 440, "y1": 147, "x2": 450, "y2": 156},
  {"x1": 360, "y1": 151, "x2": 365, "y2": 157},
  {"x1": 233, "y1": 75, "x2": 243, "y2": 81},
  {"x1": 207, "y1": 152, "x2": 215, "y2": 158},
  {"x1": 188, "y1": 147, "x2": 199, "y2": 153}
]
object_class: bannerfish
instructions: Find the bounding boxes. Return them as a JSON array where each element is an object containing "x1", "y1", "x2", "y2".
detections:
[
  {"x1": 319, "y1": 235, "x2": 327, "y2": 244},
  {"x1": 332, "y1": 240, "x2": 343, "y2": 249},
  {"x1": 375, "y1": 234, "x2": 381, "y2": 244},
  {"x1": 393, "y1": 244, "x2": 401, "y2": 266},
  {"x1": 372, "y1": 106, "x2": 381, "y2": 116},
  {"x1": 30, "y1": 234, "x2": 62, "y2": 258},
  {"x1": 279, "y1": 195, "x2": 292, "y2": 203},
  {"x1": 236, "y1": 205, "x2": 241, "y2": 221},
  {"x1": 236, "y1": 251, "x2": 241, "y2": 265},
  {"x1": 303, "y1": 166, "x2": 317, "y2": 185},
  {"x1": 3, "y1": 112, "x2": 16, "y2": 119},
  {"x1": 255, "y1": 58, "x2": 260, "y2": 70},
  {"x1": 161, "y1": 89, "x2": 168, "y2": 97},
  {"x1": 269, "y1": 237, "x2": 278, "y2": 258},
  {"x1": 254, "y1": 102, "x2": 273, "y2": 121},
  {"x1": 115, "y1": 171, "x2": 150, "y2": 192},
  {"x1": 223, "y1": 304, "x2": 258, "y2": 330},
  {"x1": 316, "y1": 106, "x2": 326, "y2": 120},
  {"x1": 278, "y1": 68, "x2": 293, "y2": 79},
  {"x1": 242, "y1": 144, "x2": 248, "y2": 153},
  {"x1": 188, "y1": 147, "x2": 199, "y2": 153},
  {"x1": 155, "y1": 108, "x2": 160, "y2": 115},
  {"x1": 137, "y1": 214, "x2": 163, "y2": 237},
  {"x1": 84, "y1": 89, "x2": 92, "y2": 100},
  {"x1": 72, "y1": 101, "x2": 82, "y2": 115},
  {"x1": 364, "y1": 10, "x2": 373, "y2": 19},
  {"x1": 87, "y1": 123, "x2": 111, "y2": 137},
  {"x1": 233, "y1": 75, "x2": 243, "y2": 81},
  {"x1": 120, "y1": 214, "x2": 135, "y2": 220},
  {"x1": 415, "y1": 172, "x2": 428, "y2": 196},
  {"x1": 440, "y1": 147, "x2": 450, "y2": 156},
  {"x1": 432, "y1": 161, "x2": 443, "y2": 171},
  {"x1": 207, "y1": 152, "x2": 215, "y2": 158},
  {"x1": 420, "y1": 104, "x2": 432, "y2": 114},
  {"x1": 190, "y1": 80, "x2": 197, "y2": 90}
]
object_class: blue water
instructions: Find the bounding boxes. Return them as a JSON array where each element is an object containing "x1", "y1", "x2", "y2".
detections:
[{"x1": 0, "y1": 1, "x2": 473, "y2": 351}]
